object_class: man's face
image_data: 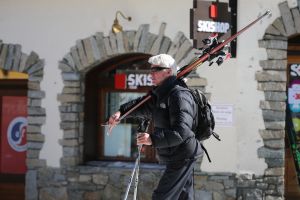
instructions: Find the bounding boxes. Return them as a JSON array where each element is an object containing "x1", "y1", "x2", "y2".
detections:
[{"x1": 150, "y1": 65, "x2": 172, "y2": 86}]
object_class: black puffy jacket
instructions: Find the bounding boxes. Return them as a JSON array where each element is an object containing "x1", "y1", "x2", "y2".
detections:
[{"x1": 119, "y1": 76, "x2": 203, "y2": 164}]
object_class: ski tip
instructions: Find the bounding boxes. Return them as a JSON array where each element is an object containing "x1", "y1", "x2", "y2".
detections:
[{"x1": 265, "y1": 10, "x2": 272, "y2": 17}]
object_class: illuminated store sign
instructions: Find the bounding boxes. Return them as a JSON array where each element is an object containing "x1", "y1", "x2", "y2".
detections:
[
  {"x1": 190, "y1": 0, "x2": 237, "y2": 57},
  {"x1": 197, "y1": 20, "x2": 230, "y2": 33}
]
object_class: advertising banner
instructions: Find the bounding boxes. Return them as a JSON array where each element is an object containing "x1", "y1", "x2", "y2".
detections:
[{"x1": 0, "y1": 96, "x2": 27, "y2": 174}]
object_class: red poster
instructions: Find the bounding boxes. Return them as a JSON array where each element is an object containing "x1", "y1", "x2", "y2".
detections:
[{"x1": 0, "y1": 96, "x2": 27, "y2": 174}]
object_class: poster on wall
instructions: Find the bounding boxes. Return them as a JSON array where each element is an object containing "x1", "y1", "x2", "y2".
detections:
[
  {"x1": 211, "y1": 104, "x2": 233, "y2": 127},
  {"x1": 0, "y1": 96, "x2": 27, "y2": 174}
]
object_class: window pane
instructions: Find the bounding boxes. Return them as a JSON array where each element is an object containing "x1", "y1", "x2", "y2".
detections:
[{"x1": 103, "y1": 92, "x2": 146, "y2": 159}]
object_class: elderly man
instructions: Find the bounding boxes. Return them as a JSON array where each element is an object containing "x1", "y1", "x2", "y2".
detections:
[{"x1": 108, "y1": 54, "x2": 203, "y2": 200}]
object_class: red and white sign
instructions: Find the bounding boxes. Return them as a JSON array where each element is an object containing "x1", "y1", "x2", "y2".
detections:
[
  {"x1": 0, "y1": 96, "x2": 27, "y2": 174},
  {"x1": 114, "y1": 73, "x2": 152, "y2": 89}
]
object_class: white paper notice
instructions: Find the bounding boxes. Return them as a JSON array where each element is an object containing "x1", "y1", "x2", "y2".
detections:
[{"x1": 211, "y1": 104, "x2": 233, "y2": 127}]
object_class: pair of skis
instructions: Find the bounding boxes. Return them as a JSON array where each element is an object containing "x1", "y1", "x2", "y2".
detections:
[{"x1": 116, "y1": 10, "x2": 271, "y2": 122}]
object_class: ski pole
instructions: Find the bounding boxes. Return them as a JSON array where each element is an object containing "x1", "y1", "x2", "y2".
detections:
[
  {"x1": 123, "y1": 120, "x2": 150, "y2": 200},
  {"x1": 133, "y1": 144, "x2": 142, "y2": 200},
  {"x1": 123, "y1": 145, "x2": 142, "y2": 200}
]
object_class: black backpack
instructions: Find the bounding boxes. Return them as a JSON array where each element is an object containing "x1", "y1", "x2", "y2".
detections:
[
  {"x1": 189, "y1": 88, "x2": 220, "y2": 142},
  {"x1": 189, "y1": 88, "x2": 221, "y2": 162},
  {"x1": 168, "y1": 87, "x2": 221, "y2": 162}
]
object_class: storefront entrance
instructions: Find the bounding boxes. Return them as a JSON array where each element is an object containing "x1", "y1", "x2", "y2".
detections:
[
  {"x1": 0, "y1": 70, "x2": 28, "y2": 200},
  {"x1": 285, "y1": 35, "x2": 300, "y2": 199}
]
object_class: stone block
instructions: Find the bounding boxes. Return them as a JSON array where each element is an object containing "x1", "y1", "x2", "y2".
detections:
[
  {"x1": 258, "y1": 40, "x2": 287, "y2": 50},
  {"x1": 125, "y1": 31, "x2": 136, "y2": 51},
  {"x1": 264, "y1": 91, "x2": 286, "y2": 101},
  {"x1": 174, "y1": 39, "x2": 193, "y2": 63},
  {"x1": 264, "y1": 139, "x2": 285, "y2": 149},
  {"x1": 39, "y1": 187, "x2": 68, "y2": 200},
  {"x1": 19, "y1": 53, "x2": 29, "y2": 72},
  {"x1": 76, "y1": 39, "x2": 88, "y2": 69},
  {"x1": 264, "y1": 168, "x2": 284, "y2": 176},
  {"x1": 83, "y1": 37, "x2": 95, "y2": 65},
  {"x1": 278, "y1": 2, "x2": 296, "y2": 36},
  {"x1": 259, "y1": 101, "x2": 285, "y2": 111},
  {"x1": 59, "y1": 139, "x2": 79, "y2": 147},
  {"x1": 59, "y1": 62, "x2": 74, "y2": 72},
  {"x1": 195, "y1": 190, "x2": 212, "y2": 200},
  {"x1": 63, "y1": 53, "x2": 76, "y2": 69},
  {"x1": 63, "y1": 129, "x2": 79, "y2": 139},
  {"x1": 264, "y1": 121, "x2": 285, "y2": 130},
  {"x1": 259, "y1": 130, "x2": 285, "y2": 140},
  {"x1": 60, "y1": 113, "x2": 79, "y2": 122},
  {"x1": 28, "y1": 81, "x2": 41, "y2": 90},
  {"x1": 259, "y1": 60, "x2": 287, "y2": 71},
  {"x1": 95, "y1": 32, "x2": 108, "y2": 59},
  {"x1": 28, "y1": 90, "x2": 45, "y2": 99},
  {"x1": 26, "y1": 170, "x2": 38, "y2": 200},
  {"x1": 28, "y1": 107, "x2": 46, "y2": 116},
  {"x1": 134, "y1": 24, "x2": 150, "y2": 52},
  {"x1": 26, "y1": 158, "x2": 46, "y2": 169},
  {"x1": 257, "y1": 82, "x2": 286, "y2": 92},
  {"x1": 0, "y1": 44, "x2": 8, "y2": 68},
  {"x1": 266, "y1": 49, "x2": 286, "y2": 60},
  {"x1": 71, "y1": 46, "x2": 83, "y2": 71},
  {"x1": 159, "y1": 36, "x2": 172, "y2": 54},
  {"x1": 57, "y1": 94, "x2": 81, "y2": 103},
  {"x1": 61, "y1": 72, "x2": 80, "y2": 81},
  {"x1": 291, "y1": 7, "x2": 300, "y2": 33},
  {"x1": 92, "y1": 174, "x2": 109, "y2": 185},
  {"x1": 79, "y1": 174, "x2": 92, "y2": 182},
  {"x1": 265, "y1": 24, "x2": 282, "y2": 35},
  {"x1": 4, "y1": 44, "x2": 14, "y2": 70},
  {"x1": 63, "y1": 147, "x2": 79, "y2": 157},
  {"x1": 27, "y1": 149, "x2": 40, "y2": 158},
  {"x1": 103, "y1": 37, "x2": 113, "y2": 56},
  {"x1": 62, "y1": 87, "x2": 80, "y2": 94},
  {"x1": 25, "y1": 51, "x2": 39, "y2": 70},
  {"x1": 272, "y1": 18, "x2": 287, "y2": 36},
  {"x1": 63, "y1": 81, "x2": 80, "y2": 87},
  {"x1": 27, "y1": 133, "x2": 45, "y2": 142},
  {"x1": 27, "y1": 142, "x2": 44, "y2": 150},
  {"x1": 150, "y1": 22, "x2": 166, "y2": 55},
  {"x1": 27, "y1": 116, "x2": 46, "y2": 125},
  {"x1": 255, "y1": 71, "x2": 286, "y2": 82},
  {"x1": 116, "y1": 31, "x2": 125, "y2": 53},
  {"x1": 12, "y1": 44, "x2": 22, "y2": 71},
  {"x1": 26, "y1": 60, "x2": 44, "y2": 75},
  {"x1": 109, "y1": 31, "x2": 118, "y2": 54},
  {"x1": 27, "y1": 125, "x2": 42, "y2": 133},
  {"x1": 167, "y1": 31, "x2": 185, "y2": 57},
  {"x1": 262, "y1": 110, "x2": 285, "y2": 121},
  {"x1": 257, "y1": 147, "x2": 284, "y2": 159}
]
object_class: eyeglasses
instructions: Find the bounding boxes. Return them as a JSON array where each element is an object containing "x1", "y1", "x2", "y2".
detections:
[{"x1": 150, "y1": 67, "x2": 169, "y2": 73}]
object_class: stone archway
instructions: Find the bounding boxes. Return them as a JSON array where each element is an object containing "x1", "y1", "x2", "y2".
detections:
[
  {"x1": 0, "y1": 40, "x2": 46, "y2": 199},
  {"x1": 256, "y1": 1, "x2": 300, "y2": 198},
  {"x1": 57, "y1": 23, "x2": 207, "y2": 168}
]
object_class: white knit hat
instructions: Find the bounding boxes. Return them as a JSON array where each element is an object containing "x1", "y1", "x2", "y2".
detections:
[{"x1": 148, "y1": 54, "x2": 177, "y2": 75}]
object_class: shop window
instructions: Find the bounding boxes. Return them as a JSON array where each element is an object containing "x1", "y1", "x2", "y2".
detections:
[{"x1": 84, "y1": 53, "x2": 157, "y2": 163}]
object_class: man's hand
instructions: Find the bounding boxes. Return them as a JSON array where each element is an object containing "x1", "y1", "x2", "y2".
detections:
[
  {"x1": 137, "y1": 133, "x2": 152, "y2": 146},
  {"x1": 107, "y1": 111, "x2": 121, "y2": 134}
]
